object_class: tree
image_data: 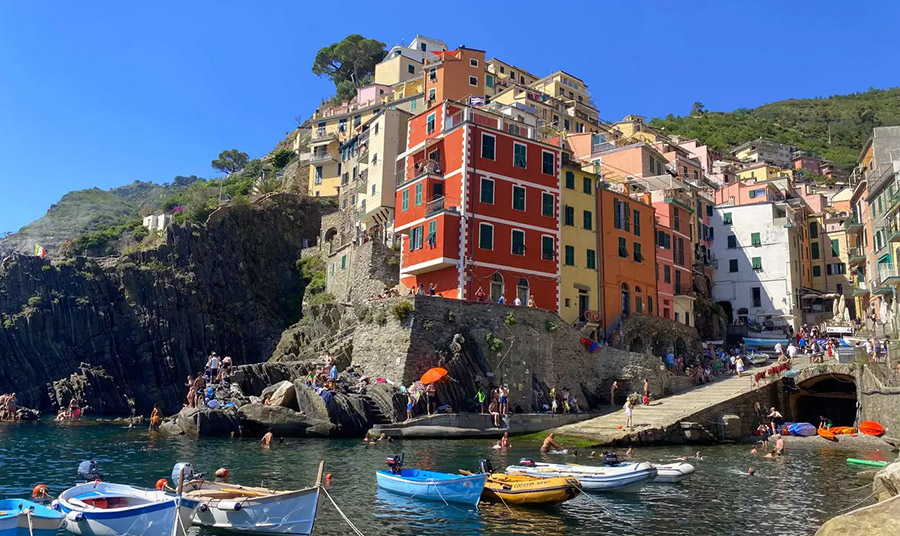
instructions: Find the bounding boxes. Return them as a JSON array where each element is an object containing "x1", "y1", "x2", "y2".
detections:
[
  {"x1": 271, "y1": 149, "x2": 295, "y2": 171},
  {"x1": 312, "y1": 34, "x2": 386, "y2": 90},
  {"x1": 211, "y1": 149, "x2": 249, "y2": 176},
  {"x1": 690, "y1": 102, "x2": 706, "y2": 116}
]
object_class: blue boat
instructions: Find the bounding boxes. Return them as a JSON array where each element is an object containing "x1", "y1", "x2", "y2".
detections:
[
  {"x1": 0, "y1": 499, "x2": 64, "y2": 536},
  {"x1": 742, "y1": 337, "x2": 789, "y2": 348},
  {"x1": 375, "y1": 455, "x2": 486, "y2": 506}
]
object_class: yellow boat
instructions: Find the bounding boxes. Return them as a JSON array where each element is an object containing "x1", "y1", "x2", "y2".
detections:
[{"x1": 481, "y1": 473, "x2": 581, "y2": 505}]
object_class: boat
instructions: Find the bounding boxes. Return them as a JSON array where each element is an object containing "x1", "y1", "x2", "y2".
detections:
[
  {"x1": 176, "y1": 462, "x2": 323, "y2": 535},
  {"x1": 376, "y1": 455, "x2": 486, "y2": 506},
  {"x1": 847, "y1": 458, "x2": 888, "y2": 468},
  {"x1": 467, "y1": 460, "x2": 580, "y2": 506},
  {"x1": 0, "y1": 499, "x2": 64, "y2": 536},
  {"x1": 505, "y1": 459, "x2": 657, "y2": 493},
  {"x1": 817, "y1": 428, "x2": 837, "y2": 441},
  {"x1": 786, "y1": 423, "x2": 817, "y2": 437},
  {"x1": 55, "y1": 481, "x2": 199, "y2": 536},
  {"x1": 859, "y1": 421, "x2": 885, "y2": 437},
  {"x1": 649, "y1": 462, "x2": 695, "y2": 483},
  {"x1": 831, "y1": 426, "x2": 857, "y2": 435}
]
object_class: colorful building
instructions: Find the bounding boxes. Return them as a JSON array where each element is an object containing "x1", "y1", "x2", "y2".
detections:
[
  {"x1": 375, "y1": 35, "x2": 447, "y2": 86},
  {"x1": 423, "y1": 47, "x2": 487, "y2": 106},
  {"x1": 732, "y1": 138, "x2": 798, "y2": 169},
  {"x1": 394, "y1": 101, "x2": 561, "y2": 309},
  {"x1": 559, "y1": 163, "x2": 601, "y2": 325}
]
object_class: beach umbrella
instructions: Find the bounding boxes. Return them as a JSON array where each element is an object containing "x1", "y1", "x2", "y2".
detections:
[
  {"x1": 844, "y1": 308, "x2": 851, "y2": 322},
  {"x1": 420, "y1": 367, "x2": 448, "y2": 385},
  {"x1": 832, "y1": 297, "x2": 840, "y2": 317}
]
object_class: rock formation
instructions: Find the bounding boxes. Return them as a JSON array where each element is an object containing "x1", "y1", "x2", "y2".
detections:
[{"x1": 0, "y1": 194, "x2": 327, "y2": 415}]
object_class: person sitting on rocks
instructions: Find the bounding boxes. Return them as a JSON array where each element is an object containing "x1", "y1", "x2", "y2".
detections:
[{"x1": 488, "y1": 400, "x2": 501, "y2": 427}]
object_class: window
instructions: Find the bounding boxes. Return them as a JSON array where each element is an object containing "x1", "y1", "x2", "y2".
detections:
[
  {"x1": 752, "y1": 257, "x2": 762, "y2": 271},
  {"x1": 514, "y1": 143, "x2": 527, "y2": 168},
  {"x1": 479, "y1": 223, "x2": 493, "y2": 250},
  {"x1": 372, "y1": 153, "x2": 378, "y2": 165},
  {"x1": 410, "y1": 226, "x2": 424, "y2": 251},
  {"x1": 371, "y1": 184, "x2": 376, "y2": 195},
  {"x1": 811, "y1": 242, "x2": 820, "y2": 259},
  {"x1": 751, "y1": 232, "x2": 761, "y2": 247},
  {"x1": 564, "y1": 205, "x2": 574, "y2": 226},
  {"x1": 426, "y1": 113, "x2": 436, "y2": 134},
  {"x1": 633, "y1": 210, "x2": 641, "y2": 236},
  {"x1": 614, "y1": 198, "x2": 623, "y2": 229},
  {"x1": 587, "y1": 249, "x2": 596, "y2": 269},
  {"x1": 672, "y1": 207, "x2": 680, "y2": 231},
  {"x1": 414, "y1": 183, "x2": 423, "y2": 206},
  {"x1": 542, "y1": 192, "x2": 554, "y2": 217},
  {"x1": 813, "y1": 265, "x2": 822, "y2": 277},
  {"x1": 751, "y1": 287, "x2": 761, "y2": 308},
  {"x1": 635, "y1": 296, "x2": 643, "y2": 314},
  {"x1": 481, "y1": 134, "x2": 495, "y2": 160},
  {"x1": 634, "y1": 242, "x2": 643, "y2": 262},
  {"x1": 583, "y1": 210, "x2": 592, "y2": 230},
  {"x1": 401, "y1": 189, "x2": 409, "y2": 211},
  {"x1": 674, "y1": 237, "x2": 684, "y2": 265},
  {"x1": 565, "y1": 171, "x2": 575, "y2": 189},
  {"x1": 724, "y1": 212, "x2": 732, "y2": 225},
  {"x1": 314, "y1": 166, "x2": 323, "y2": 185},
  {"x1": 469, "y1": 58, "x2": 479, "y2": 68},
  {"x1": 583, "y1": 177, "x2": 592, "y2": 194},
  {"x1": 420, "y1": 42, "x2": 427, "y2": 51},
  {"x1": 480, "y1": 178, "x2": 494, "y2": 204},
  {"x1": 664, "y1": 265, "x2": 671, "y2": 283},
  {"x1": 809, "y1": 222, "x2": 819, "y2": 239},
  {"x1": 618, "y1": 237, "x2": 628, "y2": 258},
  {"x1": 410, "y1": 99, "x2": 417, "y2": 111},
  {"x1": 541, "y1": 236, "x2": 554, "y2": 260},
  {"x1": 831, "y1": 239, "x2": 840, "y2": 257},
  {"x1": 727, "y1": 235, "x2": 737, "y2": 249},
  {"x1": 428, "y1": 88, "x2": 436, "y2": 101},
  {"x1": 623, "y1": 202, "x2": 630, "y2": 231},
  {"x1": 341, "y1": 255, "x2": 346, "y2": 269},
  {"x1": 749, "y1": 188, "x2": 765, "y2": 199},
  {"x1": 657, "y1": 231, "x2": 671, "y2": 249},
  {"x1": 707, "y1": 205, "x2": 713, "y2": 217},
  {"x1": 513, "y1": 186, "x2": 526, "y2": 211},
  {"x1": 564, "y1": 245, "x2": 575, "y2": 266},
  {"x1": 564, "y1": 119, "x2": 570, "y2": 130},
  {"x1": 408, "y1": 64, "x2": 415, "y2": 74},
  {"x1": 729, "y1": 259, "x2": 739, "y2": 272},
  {"x1": 542, "y1": 151, "x2": 555, "y2": 175},
  {"x1": 468, "y1": 76, "x2": 478, "y2": 86},
  {"x1": 648, "y1": 296, "x2": 653, "y2": 314},
  {"x1": 512, "y1": 230, "x2": 526, "y2": 255},
  {"x1": 485, "y1": 74, "x2": 494, "y2": 88}
]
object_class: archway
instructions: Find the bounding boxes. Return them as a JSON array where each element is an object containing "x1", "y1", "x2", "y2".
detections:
[
  {"x1": 490, "y1": 273, "x2": 504, "y2": 301},
  {"x1": 621, "y1": 283, "x2": 631, "y2": 316},
  {"x1": 652, "y1": 337, "x2": 669, "y2": 357},
  {"x1": 629, "y1": 336, "x2": 646, "y2": 353},
  {"x1": 717, "y1": 301, "x2": 733, "y2": 324},
  {"x1": 675, "y1": 337, "x2": 686, "y2": 357},
  {"x1": 516, "y1": 278, "x2": 530, "y2": 304},
  {"x1": 324, "y1": 227, "x2": 338, "y2": 243},
  {"x1": 790, "y1": 374, "x2": 857, "y2": 426},
  {"x1": 737, "y1": 307, "x2": 749, "y2": 325}
]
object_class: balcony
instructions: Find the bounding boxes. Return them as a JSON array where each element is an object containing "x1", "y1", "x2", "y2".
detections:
[
  {"x1": 426, "y1": 196, "x2": 459, "y2": 216},
  {"x1": 310, "y1": 129, "x2": 338, "y2": 145},
  {"x1": 397, "y1": 159, "x2": 442, "y2": 186},
  {"x1": 853, "y1": 279, "x2": 869, "y2": 297},
  {"x1": 674, "y1": 284, "x2": 695, "y2": 298},
  {"x1": 844, "y1": 216, "x2": 864, "y2": 234},
  {"x1": 848, "y1": 247, "x2": 866, "y2": 266},
  {"x1": 876, "y1": 263, "x2": 900, "y2": 292},
  {"x1": 663, "y1": 188, "x2": 693, "y2": 211},
  {"x1": 357, "y1": 142, "x2": 369, "y2": 161},
  {"x1": 310, "y1": 151, "x2": 337, "y2": 164},
  {"x1": 887, "y1": 223, "x2": 900, "y2": 243}
]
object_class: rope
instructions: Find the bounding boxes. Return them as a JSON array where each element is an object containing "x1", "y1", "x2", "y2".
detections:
[
  {"x1": 26, "y1": 508, "x2": 34, "y2": 536},
  {"x1": 569, "y1": 481, "x2": 635, "y2": 525},
  {"x1": 428, "y1": 478, "x2": 476, "y2": 514},
  {"x1": 322, "y1": 486, "x2": 366, "y2": 536},
  {"x1": 834, "y1": 492, "x2": 875, "y2": 515}
]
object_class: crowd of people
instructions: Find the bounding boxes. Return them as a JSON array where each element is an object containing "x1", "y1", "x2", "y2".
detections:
[
  {"x1": 55, "y1": 397, "x2": 82, "y2": 421},
  {"x1": 185, "y1": 352, "x2": 236, "y2": 410},
  {"x1": 0, "y1": 392, "x2": 18, "y2": 421}
]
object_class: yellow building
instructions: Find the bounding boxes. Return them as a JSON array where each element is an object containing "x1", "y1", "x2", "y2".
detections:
[
  {"x1": 735, "y1": 162, "x2": 792, "y2": 182},
  {"x1": 559, "y1": 164, "x2": 601, "y2": 324},
  {"x1": 485, "y1": 58, "x2": 538, "y2": 95},
  {"x1": 612, "y1": 115, "x2": 668, "y2": 145},
  {"x1": 307, "y1": 103, "x2": 386, "y2": 197}
]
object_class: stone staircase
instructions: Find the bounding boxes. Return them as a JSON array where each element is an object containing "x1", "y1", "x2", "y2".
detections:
[{"x1": 360, "y1": 394, "x2": 392, "y2": 425}]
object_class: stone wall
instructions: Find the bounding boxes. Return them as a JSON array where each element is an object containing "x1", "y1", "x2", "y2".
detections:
[
  {"x1": 616, "y1": 312, "x2": 703, "y2": 359},
  {"x1": 857, "y1": 363, "x2": 900, "y2": 436},
  {"x1": 320, "y1": 211, "x2": 400, "y2": 304}
]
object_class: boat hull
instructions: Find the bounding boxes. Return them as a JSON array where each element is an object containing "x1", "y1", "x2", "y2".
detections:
[
  {"x1": 481, "y1": 474, "x2": 580, "y2": 505},
  {"x1": 0, "y1": 500, "x2": 64, "y2": 536},
  {"x1": 506, "y1": 462, "x2": 657, "y2": 493},
  {"x1": 650, "y1": 463, "x2": 695, "y2": 483},
  {"x1": 376, "y1": 470, "x2": 486, "y2": 506},
  {"x1": 57, "y1": 482, "x2": 198, "y2": 536},
  {"x1": 186, "y1": 482, "x2": 320, "y2": 535}
]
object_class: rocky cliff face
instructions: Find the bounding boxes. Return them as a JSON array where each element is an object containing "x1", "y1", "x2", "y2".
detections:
[{"x1": 0, "y1": 194, "x2": 326, "y2": 415}]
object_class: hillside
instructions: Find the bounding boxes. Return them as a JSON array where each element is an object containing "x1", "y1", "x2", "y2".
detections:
[{"x1": 650, "y1": 87, "x2": 900, "y2": 168}]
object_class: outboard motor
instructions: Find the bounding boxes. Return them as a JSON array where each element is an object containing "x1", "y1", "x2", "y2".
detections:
[
  {"x1": 385, "y1": 454, "x2": 404, "y2": 475},
  {"x1": 171, "y1": 462, "x2": 201, "y2": 487},
  {"x1": 77, "y1": 460, "x2": 100, "y2": 481},
  {"x1": 478, "y1": 459, "x2": 494, "y2": 474},
  {"x1": 518, "y1": 458, "x2": 536, "y2": 467},
  {"x1": 604, "y1": 452, "x2": 619, "y2": 466}
]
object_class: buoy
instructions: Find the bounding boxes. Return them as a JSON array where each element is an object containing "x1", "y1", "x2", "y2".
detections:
[
  {"x1": 155, "y1": 478, "x2": 168, "y2": 490},
  {"x1": 616, "y1": 424, "x2": 623, "y2": 429},
  {"x1": 215, "y1": 467, "x2": 229, "y2": 478},
  {"x1": 326, "y1": 473, "x2": 333, "y2": 480},
  {"x1": 32, "y1": 484, "x2": 49, "y2": 499}
]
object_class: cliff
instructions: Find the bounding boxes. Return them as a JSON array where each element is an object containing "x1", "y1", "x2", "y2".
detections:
[{"x1": 0, "y1": 194, "x2": 326, "y2": 415}]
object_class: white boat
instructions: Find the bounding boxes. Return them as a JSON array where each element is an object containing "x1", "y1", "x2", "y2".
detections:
[
  {"x1": 650, "y1": 462, "x2": 695, "y2": 483},
  {"x1": 505, "y1": 460, "x2": 657, "y2": 493},
  {"x1": 176, "y1": 462, "x2": 323, "y2": 535},
  {"x1": 55, "y1": 481, "x2": 199, "y2": 536},
  {"x1": 0, "y1": 499, "x2": 64, "y2": 536}
]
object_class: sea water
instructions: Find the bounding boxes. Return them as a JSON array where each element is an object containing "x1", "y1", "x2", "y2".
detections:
[{"x1": 0, "y1": 421, "x2": 885, "y2": 535}]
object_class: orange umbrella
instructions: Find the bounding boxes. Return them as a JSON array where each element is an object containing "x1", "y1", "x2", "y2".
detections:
[{"x1": 420, "y1": 367, "x2": 448, "y2": 385}]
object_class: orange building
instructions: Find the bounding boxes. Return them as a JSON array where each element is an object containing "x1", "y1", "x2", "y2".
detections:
[
  {"x1": 596, "y1": 187, "x2": 658, "y2": 328},
  {"x1": 423, "y1": 47, "x2": 487, "y2": 106}
]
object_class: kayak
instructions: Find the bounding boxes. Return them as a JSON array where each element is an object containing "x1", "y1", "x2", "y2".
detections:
[
  {"x1": 480, "y1": 473, "x2": 580, "y2": 505},
  {"x1": 859, "y1": 421, "x2": 885, "y2": 437},
  {"x1": 506, "y1": 461, "x2": 657, "y2": 493},
  {"x1": 831, "y1": 426, "x2": 857, "y2": 435},
  {"x1": 817, "y1": 428, "x2": 837, "y2": 441},
  {"x1": 847, "y1": 458, "x2": 888, "y2": 467},
  {"x1": 787, "y1": 423, "x2": 817, "y2": 437}
]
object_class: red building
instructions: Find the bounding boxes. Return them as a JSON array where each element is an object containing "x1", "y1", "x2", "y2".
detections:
[
  {"x1": 394, "y1": 101, "x2": 561, "y2": 310},
  {"x1": 655, "y1": 221, "x2": 676, "y2": 320}
]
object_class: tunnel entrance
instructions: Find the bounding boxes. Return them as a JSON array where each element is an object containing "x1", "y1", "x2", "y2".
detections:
[{"x1": 790, "y1": 375, "x2": 857, "y2": 426}]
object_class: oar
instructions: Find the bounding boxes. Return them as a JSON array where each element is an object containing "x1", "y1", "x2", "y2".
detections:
[{"x1": 172, "y1": 467, "x2": 185, "y2": 536}]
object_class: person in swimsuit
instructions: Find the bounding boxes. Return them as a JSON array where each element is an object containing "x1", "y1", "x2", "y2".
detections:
[
  {"x1": 405, "y1": 392, "x2": 415, "y2": 422},
  {"x1": 149, "y1": 404, "x2": 162, "y2": 431},
  {"x1": 500, "y1": 431, "x2": 511, "y2": 449},
  {"x1": 261, "y1": 427, "x2": 274, "y2": 447},
  {"x1": 541, "y1": 433, "x2": 563, "y2": 454},
  {"x1": 818, "y1": 415, "x2": 833, "y2": 429},
  {"x1": 624, "y1": 398, "x2": 634, "y2": 429},
  {"x1": 499, "y1": 385, "x2": 509, "y2": 416},
  {"x1": 767, "y1": 407, "x2": 784, "y2": 435}
]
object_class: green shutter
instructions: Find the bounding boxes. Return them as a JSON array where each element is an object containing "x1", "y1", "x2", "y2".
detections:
[
  {"x1": 542, "y1": 193, "x2": 554, "y2": 217},
  {"x1": 727, "y1": 235, "x2": 737, "y2": 249},
  {"x1": 565, "y1": 245, "x2": 575, "y2": 266},
  {"x1": 618, "y1": 237, "x2": 628, "y2": 257},
  {"x1": 751, "y1": 232, "x2": 761, "y2": 246},
  {"x1": 513, "y1": 186, "x2": 526, "y2": 211},
  {"x1": 414, "y1": 183, "x2": 423, "y2": 206},
  {"x1": 587, "y1": 249, "x2": 596, "y2": 269},
  {"x1": 583, "y1": 210, "x2": 592, "y2": 230},
  {"x1": 479, "y1": 224, "x2": 493, "y2": 249},
  {"x1": 724, "y1": 212, "x2": 732, "y2": 224},
  {"x1": 565, "y1": 171, "x2": 575, "y2": 189},
  {"x1": 402, "y1": 189, "x2": 409, "y2": 211},
  {"x1": 752, "y1": 257, "x2": 762, "y2": 270},
  {"x1": 729, "y1": 259, "x2": 738, "y2": 272},
  {"x1": 831, "y1": 239, "x2": 839, "y2": 257}
]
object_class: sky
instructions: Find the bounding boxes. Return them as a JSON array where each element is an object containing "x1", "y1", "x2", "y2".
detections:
[{"x1": 1, "y1": 1, "x2": 899, "y2": 233}]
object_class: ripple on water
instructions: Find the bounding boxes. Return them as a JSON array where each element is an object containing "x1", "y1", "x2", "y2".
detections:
[{"x1": 0, "y1": 422, "x2": 887, "y2": 535}]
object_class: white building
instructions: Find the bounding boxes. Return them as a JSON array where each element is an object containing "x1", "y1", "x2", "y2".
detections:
[
  {"x1": 710, "y1": 202, "x2": 803, "y2": 331},
  {"x1": 374, "y1": 35, "x2": 447, "y2": 86},
  {"x1": 731, "y1": 138, "x2": 798, "y2": 169},
  {"x1": 142, "y1": 214, "x2": 173, "y2": 232}
]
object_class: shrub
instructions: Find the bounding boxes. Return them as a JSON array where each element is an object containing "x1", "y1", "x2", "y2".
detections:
[
  {"x1": 484, "y1": 333, "x2": 503, "y2": 353},
  {"x1": 391, "y1": 300, "x2": 414, "y2": 322},
  {"x1": 423, "y1": 320, "x2": 434, "y2": 330},
  {"x1": 297, "y1": 256, "x2": 327, "y2": 295},
  {"x1": 545, "y1": 320, "x2": 559, "y2": 332},
  {"x1": 308, "y1": 292, "x2": 335, "y2": 306},
  {"x1": 387, "y1": 256, "x2": 400, "y2": 267},
  {"x1": 355, "y1": 305, "x2": 371, "y2": 323},
  {"x1": 27, "y1": 295, "x2": 43, "y2": 307},
  {"x1": 375, "y1": 311, "x2": 387, "y2": 326},
  {"x1": 505, "y1": 312, "x2": 516, "y2": 325}
]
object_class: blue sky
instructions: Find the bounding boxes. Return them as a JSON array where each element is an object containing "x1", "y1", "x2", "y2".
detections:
[{"x1": 1, "y1": 1, "x2": 898, "y2": 233}]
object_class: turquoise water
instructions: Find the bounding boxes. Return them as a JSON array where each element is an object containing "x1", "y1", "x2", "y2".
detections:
[{"x1": 0, "y1": 421, "x2": 885, "y2": 535}]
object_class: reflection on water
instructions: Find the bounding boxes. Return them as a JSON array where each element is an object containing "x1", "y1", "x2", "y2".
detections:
[{"x1": 0, "y1": 421, "x2": 887, "y2": 535}]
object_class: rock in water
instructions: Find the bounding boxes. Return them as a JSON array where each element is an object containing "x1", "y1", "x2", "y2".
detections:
[
  {"x1": 166, "y1": 406, "x2": 241, "y2": 438},
  {"x1": 263, "y1": 381, "x2": 298, "y2": 409},
  {"x1": 874, "y1": 461, "x2": 900, "y2": 501},
  {"x1": 238, "y1": 403, "x2": 334, "y2": 437},
  {"x1": 815, "y1": 495, "x2": 900, "y2": 535}
]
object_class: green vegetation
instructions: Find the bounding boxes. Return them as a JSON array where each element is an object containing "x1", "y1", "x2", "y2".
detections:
[
  {"x1": 650, "y1": 87, "x2": 900, "y2": 168},
  {"x1": 211, "y1": 149, "x2": 249, "y2": 176},
  {"x1": 307, "y1": 292, "x2": 336, "y2": 306},
  {"x1": 484, "y1": 333, "x2": 504, "y2": 353},
  {"x1": 391, "y1": 300, "x2": 414, "y2": 322},
  {"x1": 312, "y1": 34, "x2": 386, "y2": 103},
  {"x1": 297, "y1": 256, "x2": 327, "y2": 295},
  {"x1": 60, "y1": 218, "x2": 145, "y2": 257},
  {"x1": 505, "y1": 312, "x2": 516, "y2": 325},
  {"x1": 545, "y1": 320, "x2": 559, "y2": 332}
]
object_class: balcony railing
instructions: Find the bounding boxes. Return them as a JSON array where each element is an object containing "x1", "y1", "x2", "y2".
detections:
[
  {"x1": 844, "y1": 215, "x2": 864, "y2": 233},
  {"x1": 311, "y1": 129, "x2": 337, "y2": 144},
  {"x1": 397, "y1": 159, "x2": 442, "y2": 186},
  {"x1": 426, "y1": 196, "x2": 458, "y2": 216},
  {"x1": 674, "y1": 284, "x2": 695, "y2": 297},
  {"x1": 876, "y1": 263, "x2": 900, "y2": 290},
  {"x1": 664, "y1": 188, "x2": 693, "y2": 210},
  {"x1": 848, "y1": 247, "x2": 866, "y2": 265},
  {"x1": 310, "y1": 152, "x2": 336, "y2": 164}
]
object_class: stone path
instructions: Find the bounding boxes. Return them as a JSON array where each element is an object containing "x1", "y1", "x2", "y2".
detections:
[{"x1": 555, "y1": 359, "x2": 817, "y2": 443}]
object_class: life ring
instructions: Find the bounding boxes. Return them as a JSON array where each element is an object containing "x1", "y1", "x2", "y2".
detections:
[{"x1": 155, "y1": 479, "x2": 168, "y2": 490}]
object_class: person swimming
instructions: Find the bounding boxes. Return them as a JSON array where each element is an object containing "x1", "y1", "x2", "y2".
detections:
[
  {"x1": 261, "y1": 427, "x2": 274, "y2": 447},
  {"x1": 541, "y1": 433, "x2": 563, "y2": 454}
]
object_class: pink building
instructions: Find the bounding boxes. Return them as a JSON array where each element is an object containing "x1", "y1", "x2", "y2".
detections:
[{"x1": 356, "y1": 84, "x2": 392, "y2": 106}]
